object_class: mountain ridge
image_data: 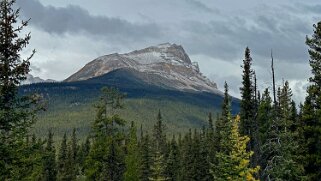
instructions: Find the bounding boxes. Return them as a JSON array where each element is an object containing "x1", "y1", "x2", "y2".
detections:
[{"x1": 65, "y1": 43, "x2": 219, "y2": 94}]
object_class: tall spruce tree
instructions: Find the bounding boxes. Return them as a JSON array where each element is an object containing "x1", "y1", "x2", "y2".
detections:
[
  {"x1": 124, "y1": 121, "x2": 140, "y2": 181},
  {"x1": 42, "y1": 130, "x2": 57, "y2": 181},
  {"x1": 211, "y1": 116, "x2": 260, "y2": 181},
  {"x1": 303, "y1": 21, "x2": 321, "y2": 180},
  {"x1": 150, "y1": 110, "x2": 167, "y2": 180},
  {"x1": 57, "y1": 133, "x2": 71, "y2": 181},
  {"x1": 0, "y1": 0, "x2": 39, "y2": 179},
  {"x1": 140, "y1": 133, "x2": 152, "y2": 181},
  {"x1": 240, "y1": 47, "x2": 255, "y2": 137},
  {"x1": 165, "y1": 136, "x2": 180, "y2": 181},
  {"x1": 68, "y1": 128, "x2": 78, "y2": 180},
  {"x1": 239, "y1": 47, "x2": 258, "y2": 167},
  {"x1": 153, "y1": 110, "x2": 167, "y2": 154},
  {"x1": 179, "y1": 129, "x2": 194, "y2": 180},
  {"x1": 257, "y1": 88, "x2": 273, "y2": 177},
  {"x1": 85, "y1": 87, "x2": 126, "y2": 181},
  {"x1": 213, "y1": 82, "x2": 232, "y2": 159}
]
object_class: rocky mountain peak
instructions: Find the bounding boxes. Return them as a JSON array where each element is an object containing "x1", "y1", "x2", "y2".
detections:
[
  {"x1": 126, "y1": 43, "x2": 192, "y2": 65},
  {"x1": 65, "y1": 43, "x2": 218, "y2": 93}
]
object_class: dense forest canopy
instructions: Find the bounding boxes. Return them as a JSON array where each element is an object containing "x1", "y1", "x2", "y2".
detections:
[{"x1": 0, "y1": 0, "x2": 321, "y2": 180}]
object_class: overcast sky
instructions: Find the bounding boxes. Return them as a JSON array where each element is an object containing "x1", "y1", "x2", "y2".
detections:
[{"x1": 16, "y1": 0, "x2": 321, "y2": 103}]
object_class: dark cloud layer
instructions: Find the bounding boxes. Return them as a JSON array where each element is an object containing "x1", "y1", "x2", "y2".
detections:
[
  {"x1": 180, "y1": 9, "x2": 312, "y2": 64},
  {"x1": 17, "y1": 0, "x2": 162, "y2": 41}
]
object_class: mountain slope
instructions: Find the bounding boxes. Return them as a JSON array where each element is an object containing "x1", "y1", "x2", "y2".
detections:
[{"x1": 65, "y1": 43, "x2": 219, "y2": 94}]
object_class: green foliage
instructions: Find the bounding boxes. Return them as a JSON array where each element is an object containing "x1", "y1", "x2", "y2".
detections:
[
  {"x1": 57, "y1": 133, "x2": 72, "y2": 181},
  {"x1": 0, "y1": 0, "x2": 41, "y2": 179},
  {"x1": 84, "y1": 87, "x2": 126, "y2": 181},
  {"x1": 260, "y1": 82, "x2": 305, "y2": 180},
  {"x1": 150, "y1": 111, "x2": 168, "y2": 180},
  {"x1": 165, "y1": 136, "x2": 180, "y2": 181},
  {"x1": 139, "y1": 133, "x2": 152, "y2": 181},
  {"x1": 211, "y1": 116, "x2": 260, "y2": 181},
  {"x1": 42, "y1": 130, "x2": 57, "y2": 181},
  {"x1": 124, "y1": 121, "x2": 140, "y2": 181},
  {"x1": 303, "y1": 21, "x2": 321, "y2": 180},
  {"x1": 240, "y1": 47, "x2": 255, "y2": 137}
]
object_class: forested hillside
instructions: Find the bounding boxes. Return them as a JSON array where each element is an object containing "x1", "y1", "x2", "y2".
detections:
[
  {"x1": 1, "y1": 0, "x2": 321, "y2": 180},
  {"x1": 20, "y1": 69, "x2": 239, "y2": 140}
]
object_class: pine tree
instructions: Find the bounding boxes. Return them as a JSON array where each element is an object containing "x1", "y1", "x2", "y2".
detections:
[
  {"x1": 153, "y1": 110, "x2": 167, "y2": 154},
  {"x1": 85, "y1": 87, "x2": 126, "y2": 181},
  {"x1": 124, "y1": 121, "x2": 140, "y2": 181},
  {"x1": 149, "y1": 150, "x2": 168, "y2": 181},
  {"x1": 239, "y1": 47, "x2": 261, "y2": 169},
  {"x1": 150, "y1": 110, "x2": 168, "y2": 180},
  {"x1": 57, "y1": 133, "x2": 70, "y2": 181},
  {"x1": 42, "y1": 130, "x2": 57, "y2": 181},
  {"x1": 68, "y1": 128, "x2": 78, "y2": 180},
  {"x1": 179, "y1": 129, "x2": 194, "y2": 180},
  {"x1": 257, "y1": 88, "x2": 273, "y2": 177},
  {"x1": 0, "y1": 0, "x2": 39, "y2": 179},
  {"x1": 206, "y1": 112, "x2": 216, "y2": 165},
  {"x1": 261, "y1": 83, "x2": 305, "y2": 180},
  {"x1": 213, "y1": 82, "x2": 232, "y2": 160},
  {"x1": 140, "y1": 133, "x2": 152, "y2": 181},
  {"x1": 240, "y1": 47, "x2": 255, "y2": 137},
  {"x1": 78, "y1": 136, "x2": 90, "y2": 175},
  {"x1": 165, "y1": 136, "x2": 180, "y2": 181},
  {"x1": 196, "y1": 129, "x2": 212, "y2": 180},
  {"x1": 303, "y1": 21, "x2": 321, "y2": 180},
  {"x1": 211, "y1": 116, "x2": 260, "y2": 181}
]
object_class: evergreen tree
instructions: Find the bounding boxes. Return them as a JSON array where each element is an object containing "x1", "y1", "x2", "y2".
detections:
[
  {"x1": 206, "y1": 112, "x2": 216, "y2": 165},
  {"x1": 149, "y1": 150, "x2": 168, "y2": 181},
  {"x1": 42, "y1": 130, "x2": 57, "y2": 181},
  {"x1": 165, "y1": 136, "x2": 180, "y2": 181},
  {"x1": 150, "y1": 110, "x2": 167, "y2": 180},
  {"x1": 179, "y1": 129, "x2": 194, "y2": 180},
  {"x1": 68, "y1": 128, "x2": 78, "y2": 180},
  {"x1": 85, "y1": 87, "x2": 126, "y2": 181},
  {"x1": 78, "y1": 136, "x2": 90, "y2": 175},
  {"x1": 0, "y1": 0, "x2": 39, "y2": 179},
  {"x1": 303, "y1": 21, "x2": 321, "y2": 180},
  {"x1": 261, "y1": 83, "x2": 305, "y2": 180},
  {"x1": 124, "y1": 121, "x2": 140, "y2": 181},
  {"x1": 257, "y1": 88, "x2": 273, "y2": 176},
  {"x1": 211, "y1": 116, "x2": 260, "y2": 181},
  {"x1": 57, "y1": 133, "x2": 70, "y2": 181},
  {"x1": 239, "y1": 47, "x2": 256, "y2": 155},
  {"x1": 153, "y1": 110, "x2": 167, "y2": 154},
  {"x1": 213, "y1": 82, "x2": 232, "y2": 160},
  {"x1": 140, "y1": 133, "x2": 152, "y2": 181},
  {"x1": 222, "y1": 82, "x2": 231, "y2": 122},
  {"x1": 195, "y1": 129, "x2": 212, "y2": 180}
]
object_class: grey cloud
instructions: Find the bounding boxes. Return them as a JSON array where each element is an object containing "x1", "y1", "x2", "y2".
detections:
[
  {"x1": 180, "y1": 11, "x2": 311, "y2": 64},
  {"x1": 17, "y1": 0, "x2": 162, "y2": 41},
  {"x1": 185, "y1": 0, "x2": 218, "y2": 13}
]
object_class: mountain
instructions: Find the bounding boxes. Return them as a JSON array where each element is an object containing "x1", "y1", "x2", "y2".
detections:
[
  {"x1": 22, "y1": 74, "x2": 56, "y2": 84},
  {"x1": 65, "y1": 43, "x2": 219, "y2": 94},
  {"x1": 21, "y1": 43, "x2": 239, "y2": 140}
]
